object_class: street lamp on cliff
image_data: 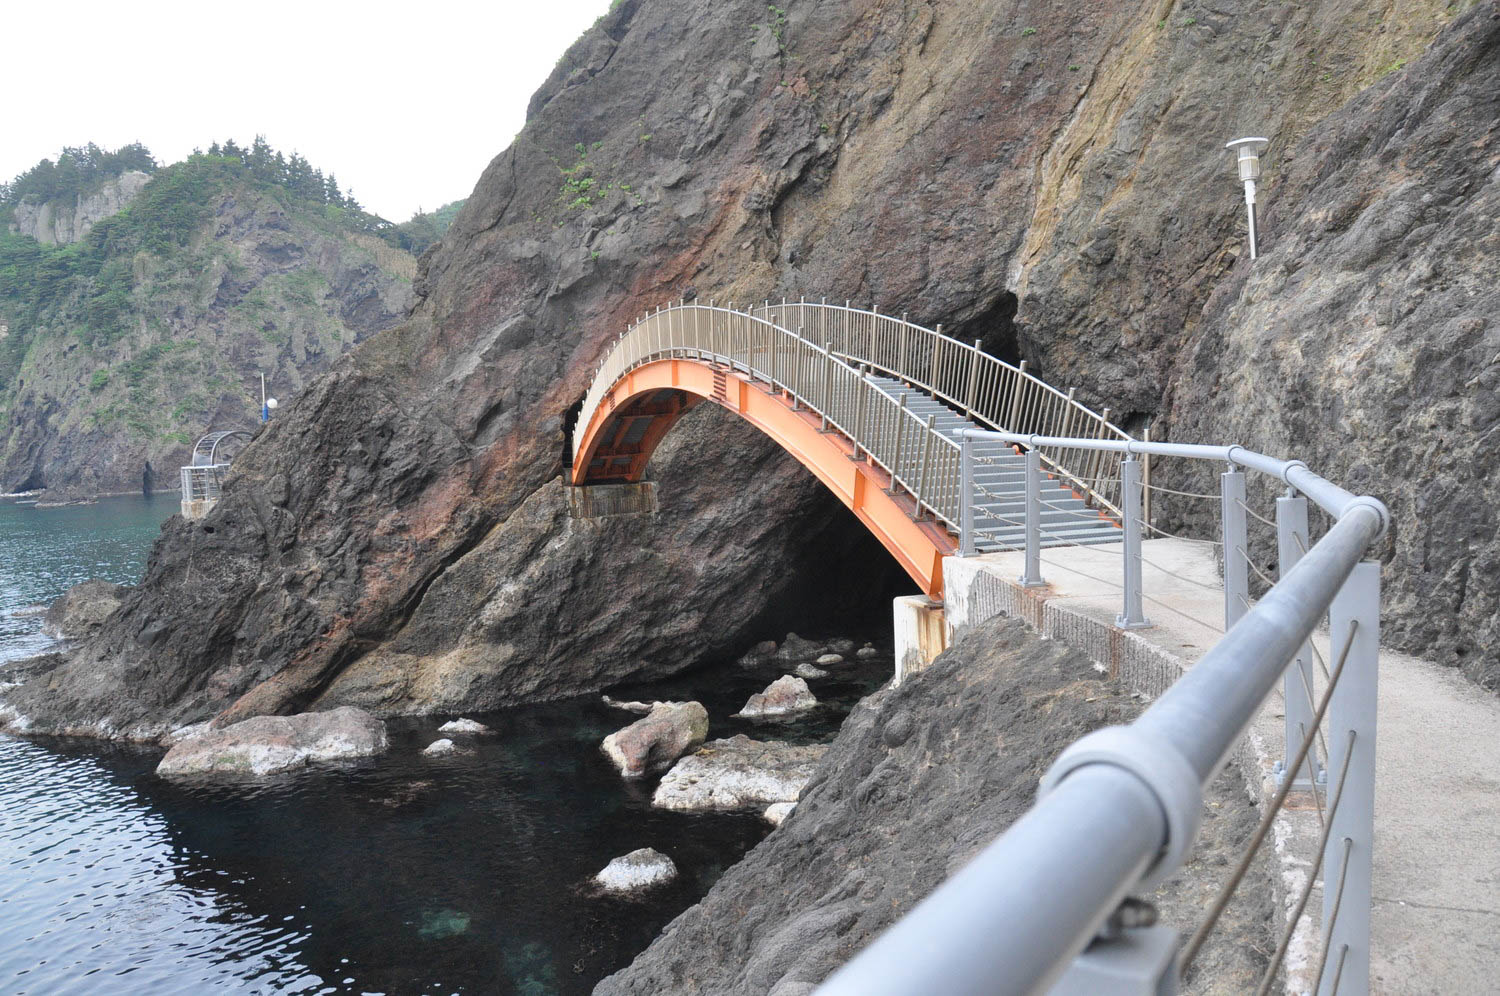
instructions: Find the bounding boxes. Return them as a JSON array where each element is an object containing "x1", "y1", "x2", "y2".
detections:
[{"x1": 1225, "y1": 136, "x2": 1269, "y2": 260}]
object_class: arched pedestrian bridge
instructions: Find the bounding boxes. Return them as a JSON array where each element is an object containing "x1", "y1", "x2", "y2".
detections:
[
  {"x1": 573, "y1": 299, "x2": 1414, "y2": 995},
  {"x1": 571, "y1": 300, "x2": 1129, "y2": 599}
]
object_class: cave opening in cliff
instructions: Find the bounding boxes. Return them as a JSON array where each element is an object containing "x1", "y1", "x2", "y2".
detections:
[
  {"x1": 950, "y1": 291, "x2": 1022, "y2": 367},
  {"x1": 739, "y1": 483, "x2": 918, "y2": 644},
  {"x1": 560, "y1": 396, "x2": 584, "y2": 474}
]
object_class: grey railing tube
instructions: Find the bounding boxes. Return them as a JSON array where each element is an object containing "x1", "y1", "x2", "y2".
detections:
[{"x1": 817, "y1": 501, "x2": 1385, "y2": 996}]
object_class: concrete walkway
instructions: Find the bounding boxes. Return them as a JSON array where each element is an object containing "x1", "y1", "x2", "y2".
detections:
[{"x1": 961, "y1": 538, "x2": 1500, "y2": 994}]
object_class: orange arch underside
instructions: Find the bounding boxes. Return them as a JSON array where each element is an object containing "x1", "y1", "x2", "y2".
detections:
[{"x1": 572, "y1": 357, "x2": 954, "y2": 598}]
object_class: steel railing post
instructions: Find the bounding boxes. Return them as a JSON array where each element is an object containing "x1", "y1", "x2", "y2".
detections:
[
  {"x1": 888, "y1": 393, "x2": 909, "y2": 495},
  {"x1": 1020, "y1": 447, "x2": 1045, "y2": 588},
  {"x1": 915, "y1": 414, "x2": 936, "y2": 513},
  {"x1": 821, "y1": 344, "x2": 833, "y2": 431},
  {"x1": 964, "y1": 339, "x2": 981, "y2": 417},
  {"x1": 1221, "y1": 467, "x2": 1249, "y2": 631},
  {"x1": 1276, "y1": 492, "x2": 1320, "y2": 790},
  {"x1": 1117, "y1": 456, "x2": 1151, "y2": 629},
  {"x1": 1322, "y1": 561, "x2": 1379, "y2": 996},
  {"x1": 854, "y1": 366, "x2": 870, "y2": 460},
  {"x1": 960, "y1": 434, "x2": 975, "y2": 557}
]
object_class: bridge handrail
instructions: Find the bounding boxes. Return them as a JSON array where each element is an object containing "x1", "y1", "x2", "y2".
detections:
[
  {"x1": 578, "y1": 302, "x2": 966, "y2": 526},
  {"x1": 817, "y1": 428, "x2": 1390, "y2": 995},
  {"x1": 747, "y1": 299, "x2": 1133, "y2": 516}
]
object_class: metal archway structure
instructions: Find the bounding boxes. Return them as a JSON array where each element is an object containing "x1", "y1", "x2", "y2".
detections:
[{"x1": 181, "y1": 429, "x2": 254, "y2": 519}]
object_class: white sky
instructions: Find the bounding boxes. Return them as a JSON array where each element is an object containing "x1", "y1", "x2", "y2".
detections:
[{"x1": 3, "y1": 0, "x2": 613, "y2": 221}]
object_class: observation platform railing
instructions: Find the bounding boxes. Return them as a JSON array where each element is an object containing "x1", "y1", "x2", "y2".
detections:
[{"x1": 819, "y1": 432, "x2": 1389, "y2": 996}]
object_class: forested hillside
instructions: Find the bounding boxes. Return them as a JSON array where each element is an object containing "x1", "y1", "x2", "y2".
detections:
[{"x1": 0, "y1": 140, "x2": 420, "y2": 496}]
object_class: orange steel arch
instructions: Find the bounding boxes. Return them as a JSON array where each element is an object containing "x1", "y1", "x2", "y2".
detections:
[{"x1": 572, "y1": 357, "x2": 955, "y2": 598}]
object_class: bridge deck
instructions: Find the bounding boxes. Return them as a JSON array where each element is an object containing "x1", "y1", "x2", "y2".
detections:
[{"x1": 964, "y1": 538, "x2": 1500, "y2": 995}]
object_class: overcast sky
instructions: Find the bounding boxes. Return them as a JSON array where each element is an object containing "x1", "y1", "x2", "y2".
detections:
[{"x1": 4, "y1": 0, "x2": 613, "y2": 221}]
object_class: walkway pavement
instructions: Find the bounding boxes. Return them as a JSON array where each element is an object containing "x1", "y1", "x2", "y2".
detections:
[{"x1": 965, "y1": 538, "x2": 1500, "y2": 994}]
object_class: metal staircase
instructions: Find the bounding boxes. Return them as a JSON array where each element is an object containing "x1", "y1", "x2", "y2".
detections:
[{"x1": 864, "y1": 373, "x2": 1121, "y2": 552}]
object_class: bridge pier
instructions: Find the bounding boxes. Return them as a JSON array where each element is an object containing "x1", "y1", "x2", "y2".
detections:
[{"x1": 892, "y1": 595, "x2": 948, "y2": 687}]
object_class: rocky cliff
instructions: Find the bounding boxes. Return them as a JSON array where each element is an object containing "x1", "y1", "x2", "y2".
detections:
[
  {"x1": 0, "y1": 163, "x2": 413, "y2": 497},
  {"x1": 4, "y1": 0, "x2": 1497, "y2": 737},
  {"x1": 10, "y1": 170, "x2": 152, "y2": 245}
]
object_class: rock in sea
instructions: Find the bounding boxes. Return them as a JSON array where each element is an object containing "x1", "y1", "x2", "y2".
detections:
[
  {"x1": 156, "y1": 707, "x2": 387, "y2": 778},
  {"x1": 601, "y1": 695, "x2": 657, "y2": 714},
  {"x1": 594, "y1": 848, "x2": 678, "y2": 893},
  {"x1": 652, "y1": 735, "x2": 828, "y2": 811},
  {"x1": 794, "y1": 663, "x2": 828, "y2": 680},
  {"x1": 814, "y1": 653, "x2": 844, "y2": 666},
  {"x1": 602, "y1": 701, "x2": 709, "y2": 778},
  {"x1": 422, "y1": 738, "x2": 459, "y2": 756},
  {"x1": 734, "y1": 675, "x2": 817, "y2": 719},
  {"x1": 772, "y1": 632, "x2": 824, "y2": 663},
  {"x1": 437, "y1": 718, "x2": 492, "y2": 735},
  {"x1": 856, "y1": 644, "x2": 879, "y2": 660},
  {"x1": 42, "y1": 579, "x2": 129, "y2": 641},
  {"x1": 764, "y1": 801, "x2": 797, "y2": 826}
]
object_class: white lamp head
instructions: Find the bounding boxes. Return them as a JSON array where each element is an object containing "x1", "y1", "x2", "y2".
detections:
[
  {"x1": 1225, "y1": 136, "x2": 1269, "y2": 182},
  {"x1": 266, "y1": 398, "x2": 279, "y2": 410}
]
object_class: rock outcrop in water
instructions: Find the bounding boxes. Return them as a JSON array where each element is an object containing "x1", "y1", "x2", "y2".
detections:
[
  {"x1": 594, "y1": 848, "x2": 679, "y2": 893},
  {"x1": 734, "y1": 675, "x2": 817, "y2": 720},
  {"x1": 5, "y1": 0, "x2": 1499, "y2": 739},
  {"x1": 602, "y1": 700, "x2": 709, "y2": 778},
  {"x1": 597, "y1": 615, "x2": 1275, "y2": 994},
  {"x1": 652, "y1": 735, "x2": 826, "y2": 811},
  {"x1": 156, "y1": 706, "x2": 387, "y2": 778}
]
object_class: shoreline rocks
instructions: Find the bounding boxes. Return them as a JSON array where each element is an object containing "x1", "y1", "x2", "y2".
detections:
[
  {"x1": 602, "y1": 695, "x2": 658, "y2": 714},
  {"x1": 422, "y1": 738, "x2": 460, "y2": 756},
  {"x1": 794, "y1": 663, "x2": 827, "y2": 680},
  {"x1": 438, "y1": 718, "x2": 492, "y2": 735},
  {"x1": 602, "y1": 701, "x2": 709, "y2": 778},
  {"x1": 42, "y1": 580, "x2": 129, "y2": 641},
  {"x1": 156, "y1": 707, "x2": 387, "y2": 778},
  {"x1": 763, "y1": 802, "x2": 797, "y2": 826},
  {"x1": 594, "y1": 848, "x2": 678, "y2": 893},
  {"x1": 652, "y1": 735, "x2": 827, "y2": 811},
  {"x1": 734, "y1": 676, "x2": 817, "y2": 720}
]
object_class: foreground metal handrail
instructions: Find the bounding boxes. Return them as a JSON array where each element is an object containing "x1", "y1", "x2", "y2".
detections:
[
  {"x1": 819, "y1": 430, "x2": 1389, "y2": 996},
  {"x1": 748, "y1": 299, "x2": 1133, "y2": 515}
]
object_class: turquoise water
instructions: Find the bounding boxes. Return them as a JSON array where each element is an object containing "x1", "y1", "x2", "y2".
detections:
[
  {"x1": 0, "y1": 497, "x2": 887, "y2": 993},
  {"x1": 0, "y1": 494, "x2": 176, "y2": 662}
]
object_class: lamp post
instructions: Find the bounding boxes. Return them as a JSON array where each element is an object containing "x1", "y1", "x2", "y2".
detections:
[{"x1": 1225, "y1": 136, "x2": 1269, "y2": 260}]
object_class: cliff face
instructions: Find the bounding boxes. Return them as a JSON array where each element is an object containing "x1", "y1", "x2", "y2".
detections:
[
  {"x1": 0, "y1": 175, "x2": 413, "y2": 496},
  {"x1": 5, "y1": 0, "x2": 1497, "y2": 736},
  {"x1": 10, "y1": 171, "x2": 151, "y2": 245}
]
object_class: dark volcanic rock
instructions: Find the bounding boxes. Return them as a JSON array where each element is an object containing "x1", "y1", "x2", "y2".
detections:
[
  {"x1": 42, "y1": 580, "x2": 129, "y2": 640},
  {"x1": 596, "y1": 615, "x2": 1274, "y2": 994},
  {"x1": 6, "y1": 0, "x2": 1496, "y2": 737}
]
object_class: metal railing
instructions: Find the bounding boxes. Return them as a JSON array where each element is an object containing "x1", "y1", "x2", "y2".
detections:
[
  {"x1": 747, "y1": 299, "x2": 1132, "y2": 515},
  {"x1": 820, "y1": 431, "x2": 1389, "y2": 996},
  {"x1": 578, "y1": 300, "x2": 1131, "y2": 526},
  {"x1": 578, "y1": 301, "x2": 968, "y2": 525},
  {"x1": 180, "y1": 463, "x2": 228, "y2": 503}
]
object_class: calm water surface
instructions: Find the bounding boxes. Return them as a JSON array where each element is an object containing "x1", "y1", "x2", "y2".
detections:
[{"x1": 0, "y1": 496, "x2": 885, "y2": 993}]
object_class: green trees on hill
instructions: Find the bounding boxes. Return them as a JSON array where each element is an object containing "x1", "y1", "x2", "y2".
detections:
[{"x1": 0, "y1": 143, "x2": 156, "y2": 216}]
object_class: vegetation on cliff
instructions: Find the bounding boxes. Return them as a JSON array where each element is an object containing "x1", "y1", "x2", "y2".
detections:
[{"x1": 0, "y1": 140, "x2": 417, "y2": 494}]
